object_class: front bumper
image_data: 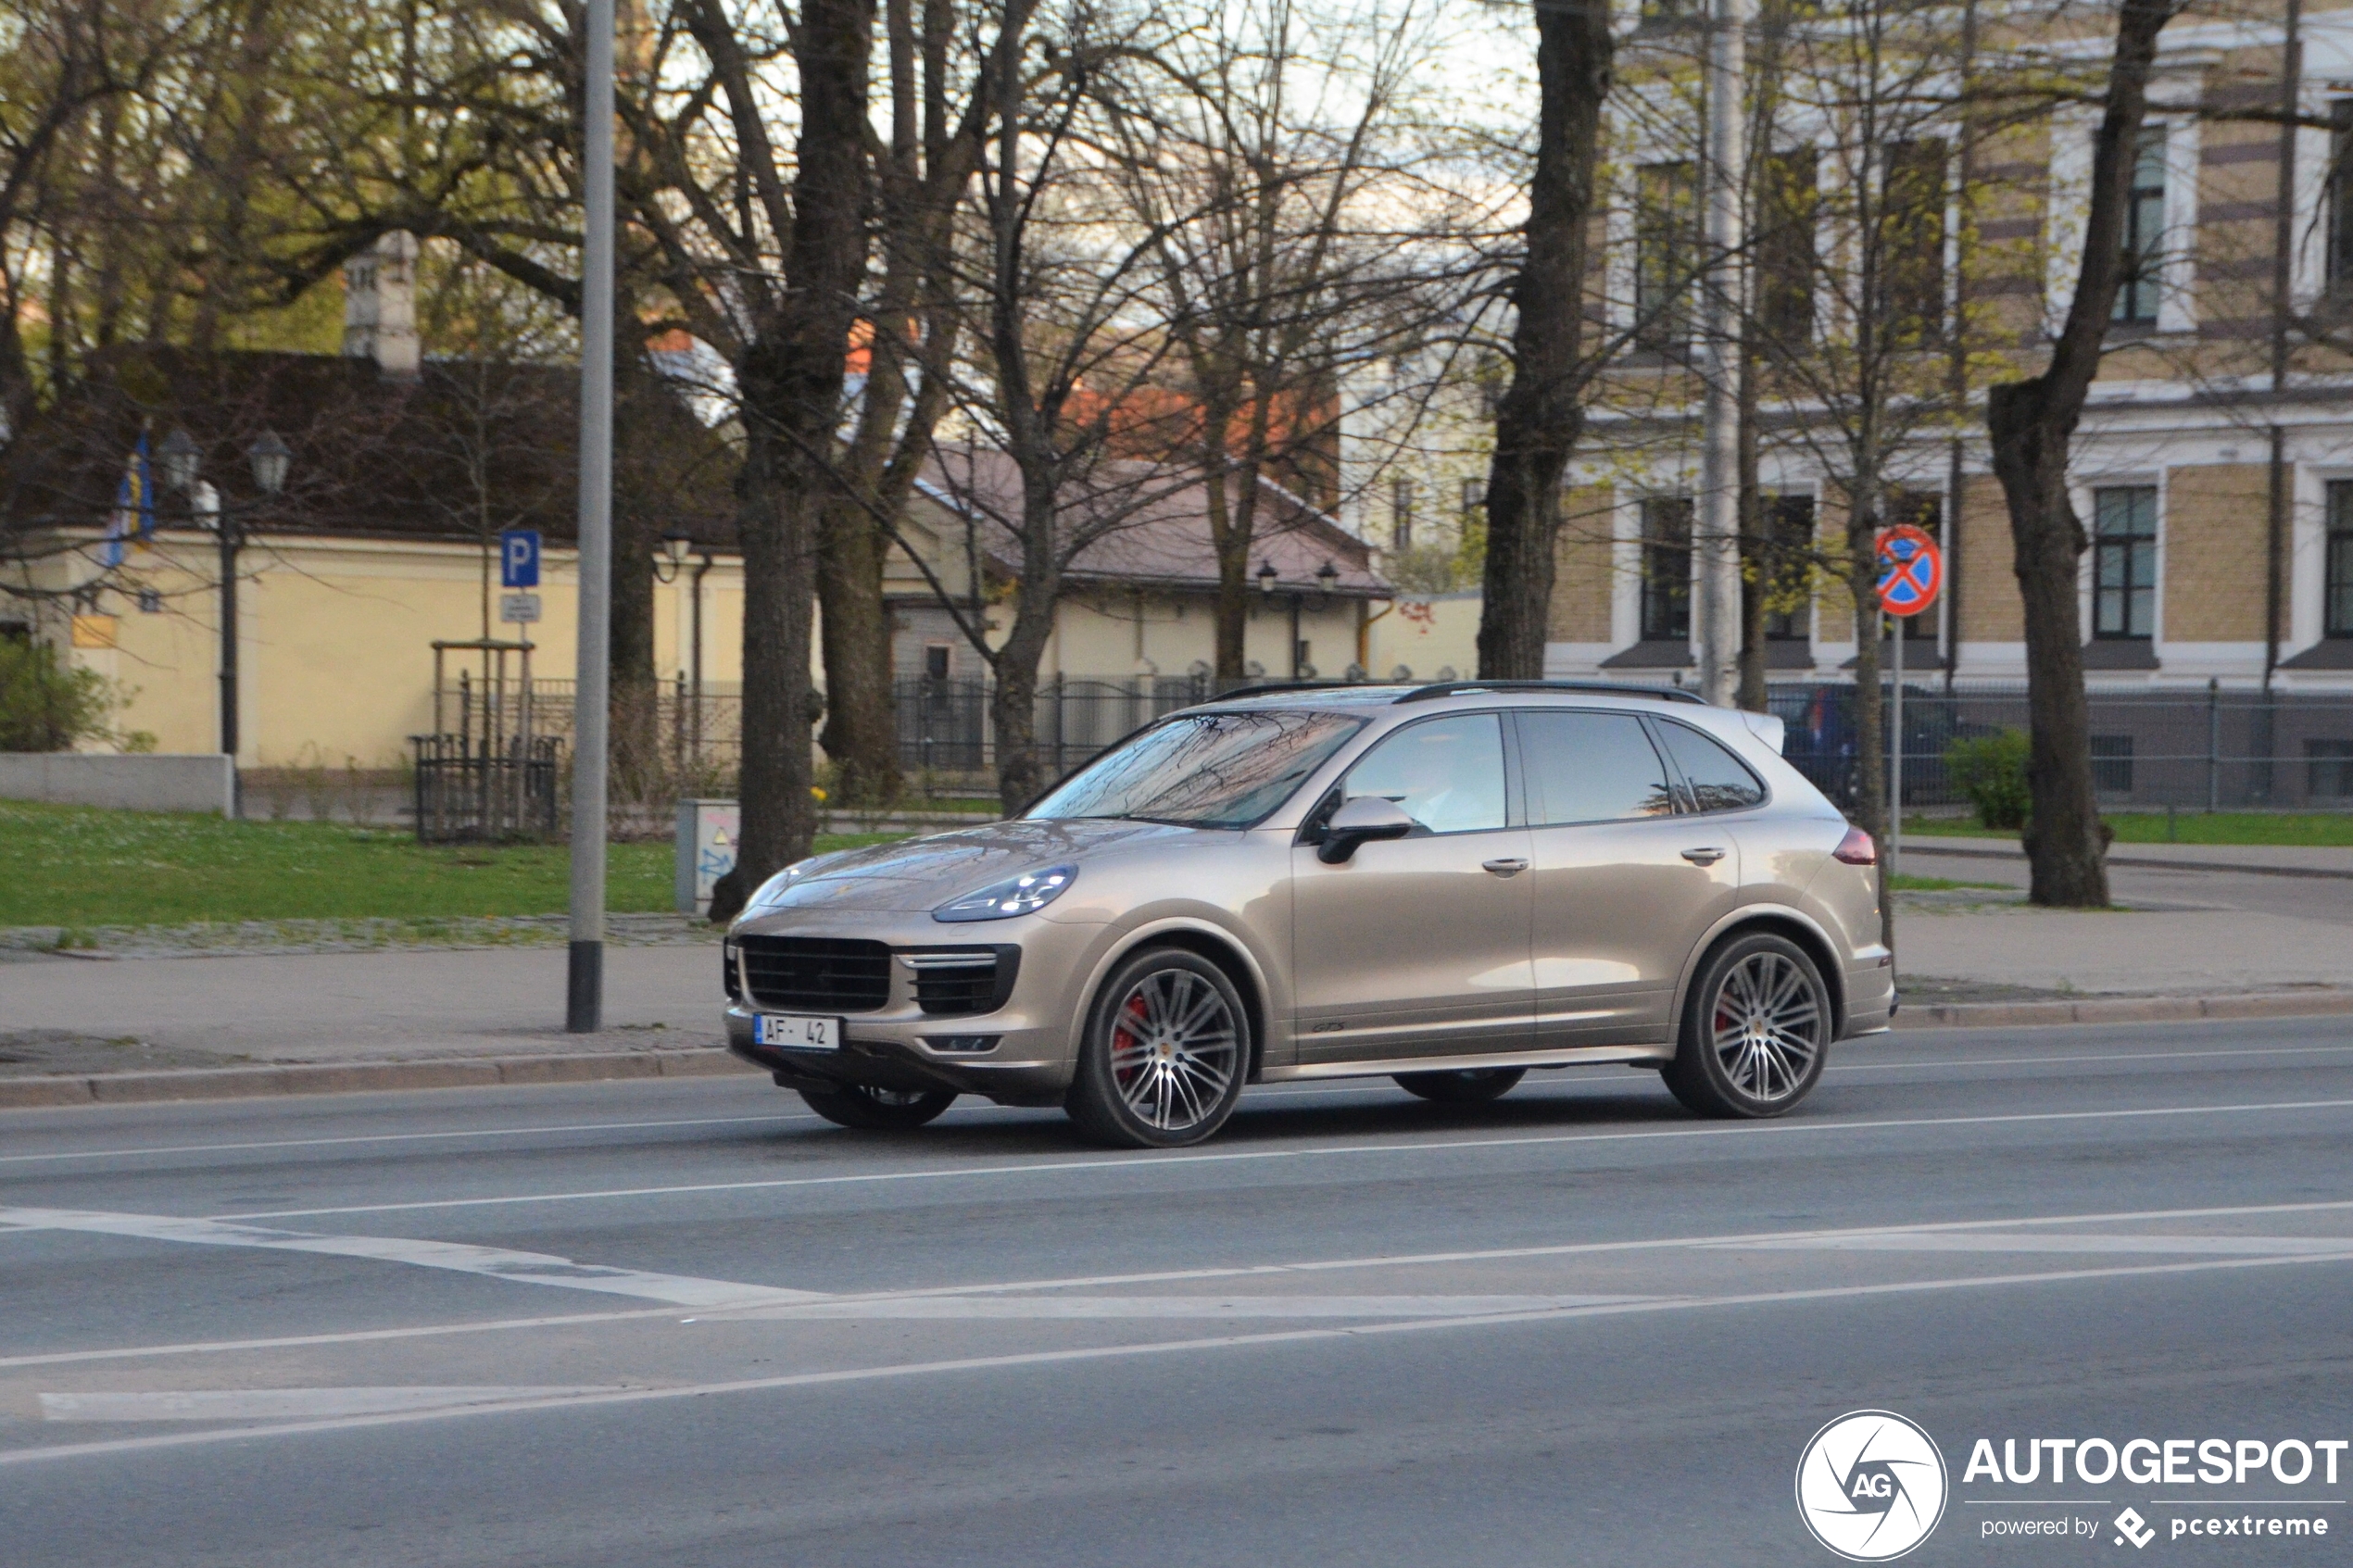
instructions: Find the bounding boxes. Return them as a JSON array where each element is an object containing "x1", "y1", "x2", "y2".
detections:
[{"x1": 723, "y1": 909, "x2": 1107, "y2": 1106}]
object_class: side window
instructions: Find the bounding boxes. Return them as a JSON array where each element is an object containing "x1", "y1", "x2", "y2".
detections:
[
  {"x1": 1655, "y1": 721, "x2": 1768, "y2": 812},
  {"x1": 1518, "y1": 711, "x2": 1677, "y2": 825},
  {"x1": 1342, "y1": 714, "x2": 1507, "y2": 834}
]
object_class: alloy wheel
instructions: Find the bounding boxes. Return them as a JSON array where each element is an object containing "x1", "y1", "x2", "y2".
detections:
[
  {"x1": 1708, "y1": 949, "x2": 1824, "y2": 1103},
  {"x1": 1107, "y1": 968, "x2": 1240, "y2": 1133}
]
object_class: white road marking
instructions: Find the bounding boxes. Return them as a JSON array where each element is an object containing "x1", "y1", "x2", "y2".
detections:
[
  {"x1": 40, "y1": 1387, "x2": 623, "y2": 1422},
  {"x1": 8, "y1": 1195, "x2": 2353, "y2": 1371},
  {"x1": 729, "y1": 1293, "x2": 1663, "y2": 1320},
  {"x1": 201, "y1": 1095, "x2": 2353, "y2": 1222},
  {"x1": 5, "y1": 1043, "x2": 2343, "y2": 1169},
  {"x1": 1730, "y1": 1232, "x2": 2353, "y2": 1257},
  {"x1": 0, "y1": 1114, "x2": 801, "y2": 1165},
  {"x1": 9, "y1": 1247, "x2": 2353, "y2": 1469},
  {"x1": 0, "y1": 1207, "x2": 819, "y2": 1308}
]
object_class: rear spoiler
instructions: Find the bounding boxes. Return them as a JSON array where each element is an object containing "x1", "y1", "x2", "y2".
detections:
[{"x1": 1741, "y1": 709, "x2": 1787, "y2": 755}]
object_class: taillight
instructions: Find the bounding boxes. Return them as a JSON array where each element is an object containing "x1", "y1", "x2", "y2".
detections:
[{"x1": 1833, "y1": 826, "x2": 1878, "y2": 866}]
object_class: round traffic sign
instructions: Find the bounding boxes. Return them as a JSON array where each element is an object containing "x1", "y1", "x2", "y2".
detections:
[{"x1": 1875, "y1": 523, "x2": 1943, "y2": 619}]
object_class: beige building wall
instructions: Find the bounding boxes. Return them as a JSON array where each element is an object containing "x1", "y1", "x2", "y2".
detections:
[
  {"x1": 1550, "y1": 484, "x2": 1617, "y2": 643},
  {"x1": 2161, "y1": 464, "x2": 2271, "y2": 643},
  {"x1": 1953, "y1": 474, "x2": 2021, "y2": 644}
]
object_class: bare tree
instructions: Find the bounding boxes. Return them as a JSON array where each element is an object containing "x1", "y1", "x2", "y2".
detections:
[
  {"x1": 1474, "y1": 0, "x2": 1615, "y2": 679},
  {"x1": 1984, "y1": 0, "x2": 2183, "y2": 908}
]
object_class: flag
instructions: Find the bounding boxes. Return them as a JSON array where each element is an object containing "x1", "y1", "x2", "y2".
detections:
[{"x1": 100, "y1": 433, "x2": 155, "y2": 567}]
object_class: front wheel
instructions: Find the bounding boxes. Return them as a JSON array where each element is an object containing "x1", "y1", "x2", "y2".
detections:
[
  {"x1": 1065, "y1": 948, "x2": 1249, "y2": 1148},
  {"x1": 797, "y1": 1083, "x2": 958, "y2": 1130},
  {"x1": 1662, "y1": 933, "x2": 1831, "y2": 1118},
  {"x1": 1393, "y1": 1067, "x2": 1526, "y2": 1104}
]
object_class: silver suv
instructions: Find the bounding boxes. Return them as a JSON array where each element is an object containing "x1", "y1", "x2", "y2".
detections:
[{"x1": 724, "y1": 683, "x2": 1892, "y2": 1147}]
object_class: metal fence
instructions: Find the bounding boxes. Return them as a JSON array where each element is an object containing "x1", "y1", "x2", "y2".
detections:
[
  {"x1": 409, "y1": 733, "x2": 563, "y2": 842},
  {"x1": 425, "y1": 671, "x2": 2353, "y2": 815},
  {"x1": 1770, "y1": 682, "x2": 2353, "y2": 812}
]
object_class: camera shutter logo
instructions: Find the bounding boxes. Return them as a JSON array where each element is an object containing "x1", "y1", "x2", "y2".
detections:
[{"x1": 1795, "y1": 1410, "x2": 1949, "y2": 1561}]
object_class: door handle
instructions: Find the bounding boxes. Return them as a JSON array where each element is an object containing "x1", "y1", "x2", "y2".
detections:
[
  {"x1": 1481, "y1": 858, "x2": 1529, "y2": 876},
  {"x1": 1680, "y1": 847, "x2": 1728, "y2": 866}
]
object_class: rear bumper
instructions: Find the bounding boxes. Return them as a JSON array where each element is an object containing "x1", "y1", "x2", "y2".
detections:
[{"x1": 1842, "y1": 952, "x2": 1897, "y2": 1037}]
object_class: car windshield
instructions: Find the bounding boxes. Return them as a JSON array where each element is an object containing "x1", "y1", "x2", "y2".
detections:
[{"x1": 1026, "y1": 709, "x2": 1365, "y2": 829}]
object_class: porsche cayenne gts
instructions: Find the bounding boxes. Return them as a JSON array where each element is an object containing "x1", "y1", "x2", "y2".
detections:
[{"x1": 723, "y1": 682, "x2": 1892, "y2": 1147}]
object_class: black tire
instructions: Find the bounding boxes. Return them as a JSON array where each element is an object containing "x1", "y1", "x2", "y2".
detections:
[
  {"x1": 1661, "y1": 932, "x2": 1831, "y2": 1119},
  {"x1": 797, "y1": 1083, "x2": 958, "y2": 1130},
  {"x1": 1065, "y1": 947, "x2": 1250, "y2": 1148},
  {"x1": 1392, "y1": 1067, "x2": 1526, "y2": 1104}
]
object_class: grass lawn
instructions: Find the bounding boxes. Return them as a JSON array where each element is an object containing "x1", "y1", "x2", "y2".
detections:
[
  {"x1": 1905, "y1": 812, "x2": 2353, "y2": 847},
  {"x1": 0, "y1": 800, "x2": 901, "y2": 929}
]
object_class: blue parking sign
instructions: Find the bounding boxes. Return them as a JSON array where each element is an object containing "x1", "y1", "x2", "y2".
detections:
[{"x1": 499, "y1": 529, "x2": 541, "y2": 589}]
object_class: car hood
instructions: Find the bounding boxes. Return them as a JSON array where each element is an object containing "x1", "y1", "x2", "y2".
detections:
[{"x1": 738, "y1": 817, "x2": 1226, "y2": 918}]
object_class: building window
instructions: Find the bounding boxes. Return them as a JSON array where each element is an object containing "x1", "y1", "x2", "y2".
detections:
[
  {"x1": 2091, "y1": 485, "x2": 2158, "y2": 640},
  {"x1": 924, "y1": 644, "x2": 951, "y2": 682},
  {"x1": 1390, "y1": 478, "x2": 1414, "y2": 551},
  {"x1": 1641, "y1": 496, "x2": 1692, "y2": 643},
  {"x1": 2328, "y1": 481, "x2": 2353, "y2": 637},
  {"x1": 1461, "y1": 476, "x2": 1484, "y2": 519},
  {"x1": 2310, "y1": 740, "x2": 2353, "y2": 800},
  {"x1": 1887, "y1": 490, "x2": 1942, "y2": 643},
  {"x1": 2114, "y1": 127, "x2": 2167, "y2": 326},
  {"x1": 2091, "y1": 734, "x2": 2134, "y2": 794},
  {"x1": 1634, "y1": 160, "x2": 1698, "y2": 353},
  {"x1": 1759, "y1": 495, "x2": 1815, "y2": 642},
  {"x1": 1757, "y1": 147, "x2": 1818, "y2": 348},
  {"x1": 1882, "y1": 139, "x2": 1946, "y2": 346}
]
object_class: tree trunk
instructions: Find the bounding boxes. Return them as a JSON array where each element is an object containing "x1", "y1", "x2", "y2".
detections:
[
  {"x1": 706, "y1": 0, "x2": 874, "y2": 921},
  {"x1": 1735, "y1": 340, "x2": 1768, "y2": 711},
  {"x1": 609, "y1": 317, "x2": 662, "y2": 813},
  {"x1": 716, "y1": 399, "x2": 820, "y2": 920},
  {"x1": 988, "y1": 588, "x2": 1058, "y2": 814},
  {"x1": 816, "y1": 501, "x2": 901, "y2": 803},
  {"x1": 1475, "y1": 0, "x2": 1612, "y2": 679},
  {"x1": 1983, "y1": 0, "x2": 2176, "y2": 908}
]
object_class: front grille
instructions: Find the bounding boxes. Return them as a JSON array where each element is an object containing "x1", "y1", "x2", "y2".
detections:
[
  {"x1": 902, "y1": 947, "x2": 1020, "y2": 1017},
  {"x1": 737, "y1": 935, "x2": 891, "y2": 1013}
]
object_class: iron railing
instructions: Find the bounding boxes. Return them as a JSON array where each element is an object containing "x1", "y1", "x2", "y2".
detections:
[{"x1": 409, "y1": 733, "x2": 563, "y2": 842}]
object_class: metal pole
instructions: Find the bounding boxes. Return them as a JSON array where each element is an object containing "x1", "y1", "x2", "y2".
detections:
[
  {"x1": 2207, "y1": 675, "x2": 2221, "y2": 812},
  {"x1": 1696, "y1": 0, "x2": 1749, "y2": 707},
  {"x1": 218, "y1": 504, "x2": 241, "y2": 816},
  {"x1": 1890, "y1": 614, "x2": 1904, "y2": 878},
  {"x1": 567, "y1": 0, "x2": 616, "y2": 1034}
]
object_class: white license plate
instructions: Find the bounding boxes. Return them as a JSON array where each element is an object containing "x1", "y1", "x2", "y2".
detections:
[{"x1": 754, "y1": 1013, "x2": 839, "y2": 1050}]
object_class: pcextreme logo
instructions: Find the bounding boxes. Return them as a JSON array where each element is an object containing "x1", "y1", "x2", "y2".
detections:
[{"x1": 1797, "y1": 1410, "x2": 1952, "y2": 1562}]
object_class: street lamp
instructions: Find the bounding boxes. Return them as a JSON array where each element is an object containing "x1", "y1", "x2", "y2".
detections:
[
  {"x1": 1256, "y1": 559, "x2": 1277, "y2": 596},
  {"x1": 157, "y1": 427, "x2": 290, "y2": 813},
  {"x1": 652, "y1": 525, "x2": 692, "y2": 583},
  {"x1": 1315, "y1": 558, "x2": 1340, "y2": 597}
]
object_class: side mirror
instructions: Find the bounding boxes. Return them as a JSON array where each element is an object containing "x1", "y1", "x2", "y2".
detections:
[{"x1": 1316, "y1": 796, "x2": 1416, "y2": 864}]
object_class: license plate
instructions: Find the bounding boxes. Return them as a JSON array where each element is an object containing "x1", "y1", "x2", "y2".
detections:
[{"x1": 754, "y1": 1013, "x2": 839, "y2": 1050}]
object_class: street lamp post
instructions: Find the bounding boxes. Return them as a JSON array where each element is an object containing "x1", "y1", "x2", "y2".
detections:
[{"x1": 159, "y1": 428, "x2": 289, "y2": 817}]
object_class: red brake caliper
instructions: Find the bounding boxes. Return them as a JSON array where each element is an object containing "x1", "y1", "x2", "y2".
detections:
[{"x1": 1114, "y1": 995, "x2": 1150, "y2": 1087}]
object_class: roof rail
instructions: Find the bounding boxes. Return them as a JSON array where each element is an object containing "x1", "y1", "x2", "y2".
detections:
[
  {"x1": 1393, "y1": 680, "x2": 1705, "y2": 706},
  {"x1": 1202, "y1": 680, "x2": 1389, "y2": 702}
]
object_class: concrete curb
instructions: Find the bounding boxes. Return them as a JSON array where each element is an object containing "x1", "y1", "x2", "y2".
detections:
[
  {"x1": 1909, "y1": 844, "x2": 2353, "y2": 881},
  {"x1": 6, "y1": 991, "x2": 2351, "y2": 1109},
  {"x1": 0, "y1": 1047, "x2": 761, "y2": 1110},
  {"x1": 1894, "y1": 990, "x2": 2353, "y2": 1030}
]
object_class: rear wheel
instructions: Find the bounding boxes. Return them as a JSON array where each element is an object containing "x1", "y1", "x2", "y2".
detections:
[
  {"x1": 1392, "y1": 1067, "x2": 1526, "y2": 1104},
  {"x1": 796, "y1": 1083, "x2": 958, "y2": 1130},
  {"x1": 1066, "y1": 948, "x2": 1249, "y2": 1148},
  {"x1": 1662, "y1": 933, "x2": 1830, "y2": 1118}
]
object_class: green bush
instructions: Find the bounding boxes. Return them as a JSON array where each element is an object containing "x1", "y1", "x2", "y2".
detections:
[
  {"x1": 0, "y1": 638, "x2": 118, "y2": 752},
  {"x1": 1944, "y1": 728, "x2": 2032, "y2": 831}
]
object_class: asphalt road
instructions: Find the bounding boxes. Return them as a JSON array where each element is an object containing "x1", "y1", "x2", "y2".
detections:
[{"x1": 6, "y1": 1017, "x2": 2353, "y2": 1566}]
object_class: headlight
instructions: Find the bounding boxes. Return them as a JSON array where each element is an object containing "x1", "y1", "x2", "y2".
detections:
[{"x1": 933, "y1": 864, "x2": 1077, "y2": 922}]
